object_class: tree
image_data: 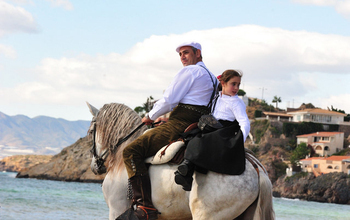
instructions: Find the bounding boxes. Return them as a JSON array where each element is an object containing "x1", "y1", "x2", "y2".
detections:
[
  {"x1": 272, "y1": 96, "x2": 281, "y2": 109},
  {"x1": 238, "y1": 89, "x2": 246, "y2": 96},
  {"x1": 329, "y1": 105, "x2": 345, "y2": 114},
  {"x1": 134, "y1": 96, "x2": 155, "y2": 116},
  {"x1": 290, "y1": 142, "x2": 310, "y2": 166}
]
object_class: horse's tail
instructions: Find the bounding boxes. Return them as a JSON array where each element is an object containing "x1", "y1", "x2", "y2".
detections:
[{"x1": 238, "y1": 152, "x2": 275, "y2": 220}]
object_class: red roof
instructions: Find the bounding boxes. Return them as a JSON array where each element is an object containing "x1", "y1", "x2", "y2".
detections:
[
  {"x1": 325, "y1": 156, "x2": 350, "y2": 161},
  {"x1": 300, "y1": 157, "x2": 324, "y2": 161}
]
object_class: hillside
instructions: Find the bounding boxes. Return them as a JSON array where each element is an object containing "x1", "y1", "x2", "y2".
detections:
[{"x1": 0, "y1": 111, "x2": 90, "y2": 158}]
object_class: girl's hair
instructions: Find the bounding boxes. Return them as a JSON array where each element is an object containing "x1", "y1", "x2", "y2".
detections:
[{"x1": 218, "y1": 69, "x2": 243, "y2": 91}]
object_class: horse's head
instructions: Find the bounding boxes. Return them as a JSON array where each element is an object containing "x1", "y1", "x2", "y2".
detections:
[
  {"x1": 87, "y1": 102, "x2": 108, "y2": 175},
  {"x1": 86, "y1": 102, "x2": 146, "y2": 176}
]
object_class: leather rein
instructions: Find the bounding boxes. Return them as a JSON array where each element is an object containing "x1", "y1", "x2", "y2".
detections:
[{"x1": 90, "y1": 118, "x2": 159, "y2": 171}]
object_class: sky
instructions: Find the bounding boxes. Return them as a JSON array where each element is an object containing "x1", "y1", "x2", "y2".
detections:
[{"x1": 1, "y1": 0, "x2": 350, "y2": 121}]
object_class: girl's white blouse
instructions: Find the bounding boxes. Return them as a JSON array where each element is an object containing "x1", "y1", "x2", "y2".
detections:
[{"x1": 213, "y1": 92, "x2": 250, "y2": 142}]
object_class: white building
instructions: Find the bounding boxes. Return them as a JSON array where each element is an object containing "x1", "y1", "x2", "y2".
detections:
[
  {"x1": 288, "y1": 108, "x2": 346, "y2": 124},
  {"x1": 297, "y1": 132, "x2": 344, "y2": 156}
]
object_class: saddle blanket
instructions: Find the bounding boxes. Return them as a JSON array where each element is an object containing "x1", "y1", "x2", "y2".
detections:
[{"x1": 144, "y1": 141, "x2": 184, "y2": 165}]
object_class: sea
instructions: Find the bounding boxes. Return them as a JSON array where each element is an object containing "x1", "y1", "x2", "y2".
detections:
[{"x1": 0, "y1": 171, "x2": 349, "y2": 220}]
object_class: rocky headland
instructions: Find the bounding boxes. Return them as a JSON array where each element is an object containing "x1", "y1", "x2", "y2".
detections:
[
  {"x1": 273, "y1": 172, "x2": 350, "y2": 204},
  {"x1": 14, "y1": 136, "x2": 105, "y2": 183}
]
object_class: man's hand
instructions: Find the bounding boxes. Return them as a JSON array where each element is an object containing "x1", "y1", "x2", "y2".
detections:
[
  {"x1": 154, "y1": 117, "x2": 168, "y2": 126},
  {"x1": 142, "y1": 115, "x2": 153, "y2": 125}
]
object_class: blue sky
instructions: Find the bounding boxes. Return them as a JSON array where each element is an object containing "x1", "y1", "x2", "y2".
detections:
[{"x1": 1, "y1": 0, "x2": 350, "y2": 121}]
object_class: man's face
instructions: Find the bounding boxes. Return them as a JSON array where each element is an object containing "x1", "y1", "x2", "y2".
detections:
[{"x1": 178, "y1": 46, "x2": 200, "y2": 66}]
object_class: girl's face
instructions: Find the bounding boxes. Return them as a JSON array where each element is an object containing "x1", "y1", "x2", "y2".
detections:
[{"x1": 222, "y1": 76, "x2": 241, "y2": 96}]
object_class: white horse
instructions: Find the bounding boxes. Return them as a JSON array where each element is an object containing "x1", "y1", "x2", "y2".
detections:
[{"x1": 87, "y1": 102, "x2": 275, "y2": 220}]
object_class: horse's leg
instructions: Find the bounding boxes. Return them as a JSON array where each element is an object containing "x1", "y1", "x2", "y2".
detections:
[
  {"x1": 189, "y1": 162, "x2": 259, "y2": 220},
  {"x1": 102, "y1": 170, "x2": 130, "y2": 220}
]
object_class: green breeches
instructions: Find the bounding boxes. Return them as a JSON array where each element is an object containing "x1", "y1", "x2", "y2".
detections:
[{"x1": 123, "y1": 104, "x2": 208, "y2": 178}]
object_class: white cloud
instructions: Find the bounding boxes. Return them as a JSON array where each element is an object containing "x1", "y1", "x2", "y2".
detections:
[
  {"x1": 0, "y1": 44, "x2": 16, "y2": 58},
  {"x1": 44, "y1": 0, "x2": 73, "y2": 10},
  {"x1": 0, "y1": 0, "x2": 37, "y2": 36},
  {"x1": 292, "y1": 0, "x2": 350, "y2": 17},
  {"x1": 2, "y1": 25, "x2": 350, "y2": 116}
]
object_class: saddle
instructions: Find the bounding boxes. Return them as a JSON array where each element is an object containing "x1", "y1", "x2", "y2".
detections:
[{"x1": 144, "y1": 123, "x2": 199, "y2": 165}]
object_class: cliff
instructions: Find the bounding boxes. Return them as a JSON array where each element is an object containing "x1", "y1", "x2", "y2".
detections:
[
  {"x1": 0, "y1": 155, "x2": 53, "y2": 172},
  {"x1": 273, "y1": 172, "x2": 350, "y2": 204},
  {"x1": 16, "y1": 136, "x2": 105, "y2": 183}
]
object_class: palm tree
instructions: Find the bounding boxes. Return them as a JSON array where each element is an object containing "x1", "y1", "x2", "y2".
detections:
[{"x1": 272, "y1": 96, "x2": 282, "y2": 109}]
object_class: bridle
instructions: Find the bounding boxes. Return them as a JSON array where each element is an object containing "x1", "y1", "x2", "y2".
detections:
[
  {"x1": 89, "y1": 117, "x2": 108, "y2": 173},
  {"x1": 89, "y1": 117, "x2": 160, "y2": 173}
]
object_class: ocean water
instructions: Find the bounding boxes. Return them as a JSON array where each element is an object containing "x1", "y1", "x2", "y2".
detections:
[{"x1": 1, "y1": 172, "x2": 349, "y2": 220}]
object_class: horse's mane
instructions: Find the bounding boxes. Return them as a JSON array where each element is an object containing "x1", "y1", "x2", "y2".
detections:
[{"x1": 92, "y1": 103, "x2": 147, "y2": 174}]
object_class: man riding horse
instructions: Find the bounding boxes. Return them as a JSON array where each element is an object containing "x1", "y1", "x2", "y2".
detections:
[{"x1": 122, "y1": 42, "x2": 218, "y2": 220}]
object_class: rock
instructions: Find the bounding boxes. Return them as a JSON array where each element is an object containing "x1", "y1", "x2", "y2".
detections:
[
  {"x1": 0, "y1": 155, "x2": 53, "y2": 172},
  {"x1": 16, "y1": 136, "x2": 105, "y2": 183},
  {"x1": 273, "y1": 172, "x2": 350, "y2": 205}
]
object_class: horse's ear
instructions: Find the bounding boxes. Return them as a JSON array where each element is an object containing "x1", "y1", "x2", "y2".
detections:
[{"x1": 86, "y1": 102, "x2": 99, "y2": 117}]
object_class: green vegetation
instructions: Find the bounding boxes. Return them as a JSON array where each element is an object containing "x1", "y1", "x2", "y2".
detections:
[
  {"x1": 290, "y1": 143, "x2": 310, "y2": 166},
  {"x1": 272, "y1": 160, "x2": 289, "y2": 180},
  {"x1": 238, "y1": 89, "x2": 246, "y2": 96},
  {"x1": 251, "y1": 120, "x2": 270, "y2": 143},
  {"x1": 134, "y1": 96, "x2": 155, "y2": 116},
  {"x1": 282, "y1": 122, "x2": 339, "y2": 137},
  {"x1": 269, "y1": 126, "x2": 282, "y2": 137},
  {"x1": 285, "y1": 171, "x2": 308, "y2": 182},
  {"x1": 272, "y1": 96, "x2": 282, "y2": 109},
  {"x1": 254, "y1": 110, "x2": 262, "y2": 118},
  {"x1": 332, "y1": 147, "x2": 350, "y2": 156}
]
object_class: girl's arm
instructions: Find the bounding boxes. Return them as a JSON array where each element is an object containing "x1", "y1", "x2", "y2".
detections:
[{"x1": 232, "y1": 99, "x2": 250, "y2": 142}]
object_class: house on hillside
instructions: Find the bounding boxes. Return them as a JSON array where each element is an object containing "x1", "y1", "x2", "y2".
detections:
[
  {"x1": 300, "y1": 156, "x2": 350, "y2": 176},
  {"x1": 256, "y1": 108, "x2": 347, "y2": 124},
  {"x1": 261, "y1": 111, "x2": 293, "y2": 121},
  {"x1": 297, "y1": 132, "x2": 344, "y2": 156},
  {"x1": 287, "y1": 108, "x2": 346, "y2": 124}
]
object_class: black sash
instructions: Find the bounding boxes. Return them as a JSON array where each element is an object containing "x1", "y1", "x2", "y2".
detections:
[{"x1": 184, "y1": 120, "x2": 245, "y2": 175}]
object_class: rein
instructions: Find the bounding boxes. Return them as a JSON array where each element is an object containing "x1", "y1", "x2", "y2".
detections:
[{"x1": 90, "y1": 118, "x2": 160, "y2": 171}]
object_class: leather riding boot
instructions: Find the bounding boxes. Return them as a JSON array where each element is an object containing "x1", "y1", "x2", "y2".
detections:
[
  {"x1": 177, "y1": 159, "x2": 195, "y2": 176},
  {"x1": 129, "y1": 174, "x2": 159, "y2": 220},
  {"x1": 174, "y1": 159, "x2": 195, "y2": 191}
]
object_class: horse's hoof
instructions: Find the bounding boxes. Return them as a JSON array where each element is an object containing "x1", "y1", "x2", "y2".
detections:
[{"x1": 174, "y1": 172, "x2": 192, "y2": 191}]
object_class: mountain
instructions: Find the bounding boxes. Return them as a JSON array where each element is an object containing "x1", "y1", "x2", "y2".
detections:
[{"x1": 0, "y1": 111, "x2": 90, "y2": 159}]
